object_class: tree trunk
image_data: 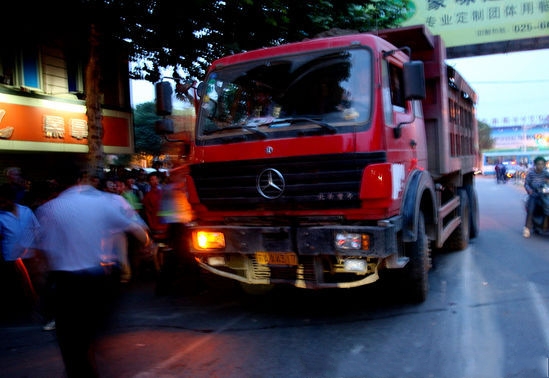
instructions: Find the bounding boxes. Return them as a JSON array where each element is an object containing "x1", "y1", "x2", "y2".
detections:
[{"x1": 85, "y1": 24, "x2": 104, "y2": 179}]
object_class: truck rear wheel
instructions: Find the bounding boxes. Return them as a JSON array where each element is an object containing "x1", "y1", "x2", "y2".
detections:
[
  {"x1": 465, "y1": 184, "x2": 479, "y2": 239},
  {"x1": 444, "y1": 189, "x2": 470, "y2": 251},
  {"x1": 403, "y1": 211, "x2": 430, "y2": 303}
]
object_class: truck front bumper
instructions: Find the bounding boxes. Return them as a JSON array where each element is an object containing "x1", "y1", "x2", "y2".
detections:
[{"x1": 188, "y1": 216, "x2": 404, "y2": 289}]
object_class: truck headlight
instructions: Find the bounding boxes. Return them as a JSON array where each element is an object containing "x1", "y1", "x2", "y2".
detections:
[
  {"x1": 335, "y1": 232, "x2": 370, "y2": 250},
  {"x1": 193, "y1": 231, "x2": 226, "y2": 250}
]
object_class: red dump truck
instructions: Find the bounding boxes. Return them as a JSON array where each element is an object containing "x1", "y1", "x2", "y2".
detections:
[{"x1": 156, "y1": 25, "x2": 479, "y2": 302}]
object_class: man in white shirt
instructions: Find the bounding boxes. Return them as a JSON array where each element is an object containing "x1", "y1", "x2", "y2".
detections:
[{"x1": 35, "y1": 165, "x2": 150, "y2": 378}]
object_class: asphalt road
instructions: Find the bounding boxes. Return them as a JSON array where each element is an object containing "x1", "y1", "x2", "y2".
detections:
[{"x1": 2, "y1": 175, "x2": 549, "y2": 378}]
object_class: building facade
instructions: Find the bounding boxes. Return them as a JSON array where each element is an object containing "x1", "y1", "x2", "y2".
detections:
[
  {"x1": 481, "y1": 117, "x2": 549, "y2": 174},
  {"x1": 0, "y1": 33, "x2": 134, "y2": 182}
]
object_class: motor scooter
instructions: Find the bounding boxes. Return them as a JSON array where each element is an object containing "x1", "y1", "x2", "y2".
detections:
[{"x1": 528, "y1": 184, "x2": 549, "y2": 235}]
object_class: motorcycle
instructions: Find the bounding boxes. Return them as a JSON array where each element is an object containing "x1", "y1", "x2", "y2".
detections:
[{"x1": 526, "y1": 184, "x2": 549, "y2": 235}]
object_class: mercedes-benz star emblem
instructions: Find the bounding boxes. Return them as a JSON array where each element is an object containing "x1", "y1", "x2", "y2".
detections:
[{"x1": 257, "y1": 168, "x2": 285, "y2": 199}]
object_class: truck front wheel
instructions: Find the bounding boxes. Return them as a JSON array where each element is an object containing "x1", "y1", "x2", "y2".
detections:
[{"x1": 403, "y1": 211, "x2": 430, "y2": 303}]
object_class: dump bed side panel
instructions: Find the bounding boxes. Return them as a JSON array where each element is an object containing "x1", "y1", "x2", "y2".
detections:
[{"x1": 376, "y1": 25, "x2": 478, "y2": 178}]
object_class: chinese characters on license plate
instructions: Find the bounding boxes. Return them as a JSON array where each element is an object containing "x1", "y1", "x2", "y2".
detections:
[{"x1": 255, "y1": 252, "x2": 298, "y2": 266}]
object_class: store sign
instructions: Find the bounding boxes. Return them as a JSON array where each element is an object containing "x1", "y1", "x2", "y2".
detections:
[
  {"x1": 400, "y1": 0, "x2": 549, "y2": 48},
  {"x1": 0, "y1": 93, "x2": 133, "y2": 154}
]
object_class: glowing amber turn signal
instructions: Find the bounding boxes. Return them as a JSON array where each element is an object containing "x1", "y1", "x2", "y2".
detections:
[{"x1": 194, "y1": 231, "x2": 226, "y2": 250}]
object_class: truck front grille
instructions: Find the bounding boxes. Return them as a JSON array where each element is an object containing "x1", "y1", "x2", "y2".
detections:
[{"x1": 190, "y1": 152, "x2": 386, "y2": 211}]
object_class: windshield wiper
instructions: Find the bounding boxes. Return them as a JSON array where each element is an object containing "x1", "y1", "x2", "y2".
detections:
[
  {"x1": 258, "y1": 117, "x2": 337, "y2": 134},
  {"x1": 203, "y1": 125, "x2": 268, "y2": 139}
]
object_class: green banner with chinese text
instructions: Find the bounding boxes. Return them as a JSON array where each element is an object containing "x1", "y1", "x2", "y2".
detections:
[{"x1": 400, "y1": 0, "x2": 549, "y2": 48}]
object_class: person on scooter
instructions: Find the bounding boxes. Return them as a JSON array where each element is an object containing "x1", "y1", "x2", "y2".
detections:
[{"x1": 523, "y1": 156, "x2": 549, "y2": 238}]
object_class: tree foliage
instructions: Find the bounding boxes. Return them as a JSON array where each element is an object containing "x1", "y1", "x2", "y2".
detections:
[
  {"x1": 133, "y1": 102, "x2": 163, "y2": 156},
  {"x1": 478, "y1": 120, "x2": 495, "y2": 151},
  {"x1": 7, "y1": 0, "x2": 413, "y2": 100},
  {"x1": 123, "y1": 0, "x2": 412, "y2": 81}
]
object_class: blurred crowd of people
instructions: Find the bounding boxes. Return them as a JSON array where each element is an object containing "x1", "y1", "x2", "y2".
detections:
[{"x1": 0, "y1": 164, "x2": 173, "y2": 377}]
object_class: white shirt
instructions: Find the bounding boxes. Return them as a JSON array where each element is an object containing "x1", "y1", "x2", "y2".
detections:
[{"x1": 35, "y1": 185, "x2": 139, "y2": 272}]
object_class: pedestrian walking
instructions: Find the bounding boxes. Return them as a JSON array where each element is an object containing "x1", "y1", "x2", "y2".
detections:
[
  {"x1": 142, "y1": 171, "x2": 168, "y2": 239},
  {"x1": 0, "y1": 183, "x2": 41, "y2": 321},
  {"x1": 108, "y1": 176, "x2": 147, "y2": 283},
  {"x1": 4, "y1": 166, "x2": 29, "y2": 204},
  {"x1": 35, "y1": 164, "x2": 150, "y2": 378}
]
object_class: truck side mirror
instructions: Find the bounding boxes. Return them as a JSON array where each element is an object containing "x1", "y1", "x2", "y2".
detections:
[
  {"x1": 403, "y1": 61, "x2": 426, "y2": 100},
  {"x1": 393, "y1": 61, "x2": 426, "y2": 139},
  {"x1": 155, "y1": 81, "x2": 173, "y2": 116}
]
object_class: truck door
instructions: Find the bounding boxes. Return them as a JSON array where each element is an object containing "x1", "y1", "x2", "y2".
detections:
[{"x1": 381, "y1": 58, "x2": 427, "y2": 176}]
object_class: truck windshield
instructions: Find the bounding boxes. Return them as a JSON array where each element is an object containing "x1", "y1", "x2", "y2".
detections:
[{"x1": 197, "y1": 48, "x2": 372, "y2": 141}]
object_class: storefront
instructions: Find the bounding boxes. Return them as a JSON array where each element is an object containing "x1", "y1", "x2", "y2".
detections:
[{"x1": 0, "y1": 91, "x2": 133, "y2": 182}]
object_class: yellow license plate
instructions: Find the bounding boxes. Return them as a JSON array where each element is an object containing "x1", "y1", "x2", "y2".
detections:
[{"x1": 255, "y1": 252, "x2": 298, "y2": 266}]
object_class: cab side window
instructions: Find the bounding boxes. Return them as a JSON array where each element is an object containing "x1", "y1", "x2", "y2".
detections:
[
  {"x1": 382, "y1": 60, "x2": 407, "y2": 125},
  {"x1": 388, "y1": 64, "x2": 405, "y2": 109}
]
